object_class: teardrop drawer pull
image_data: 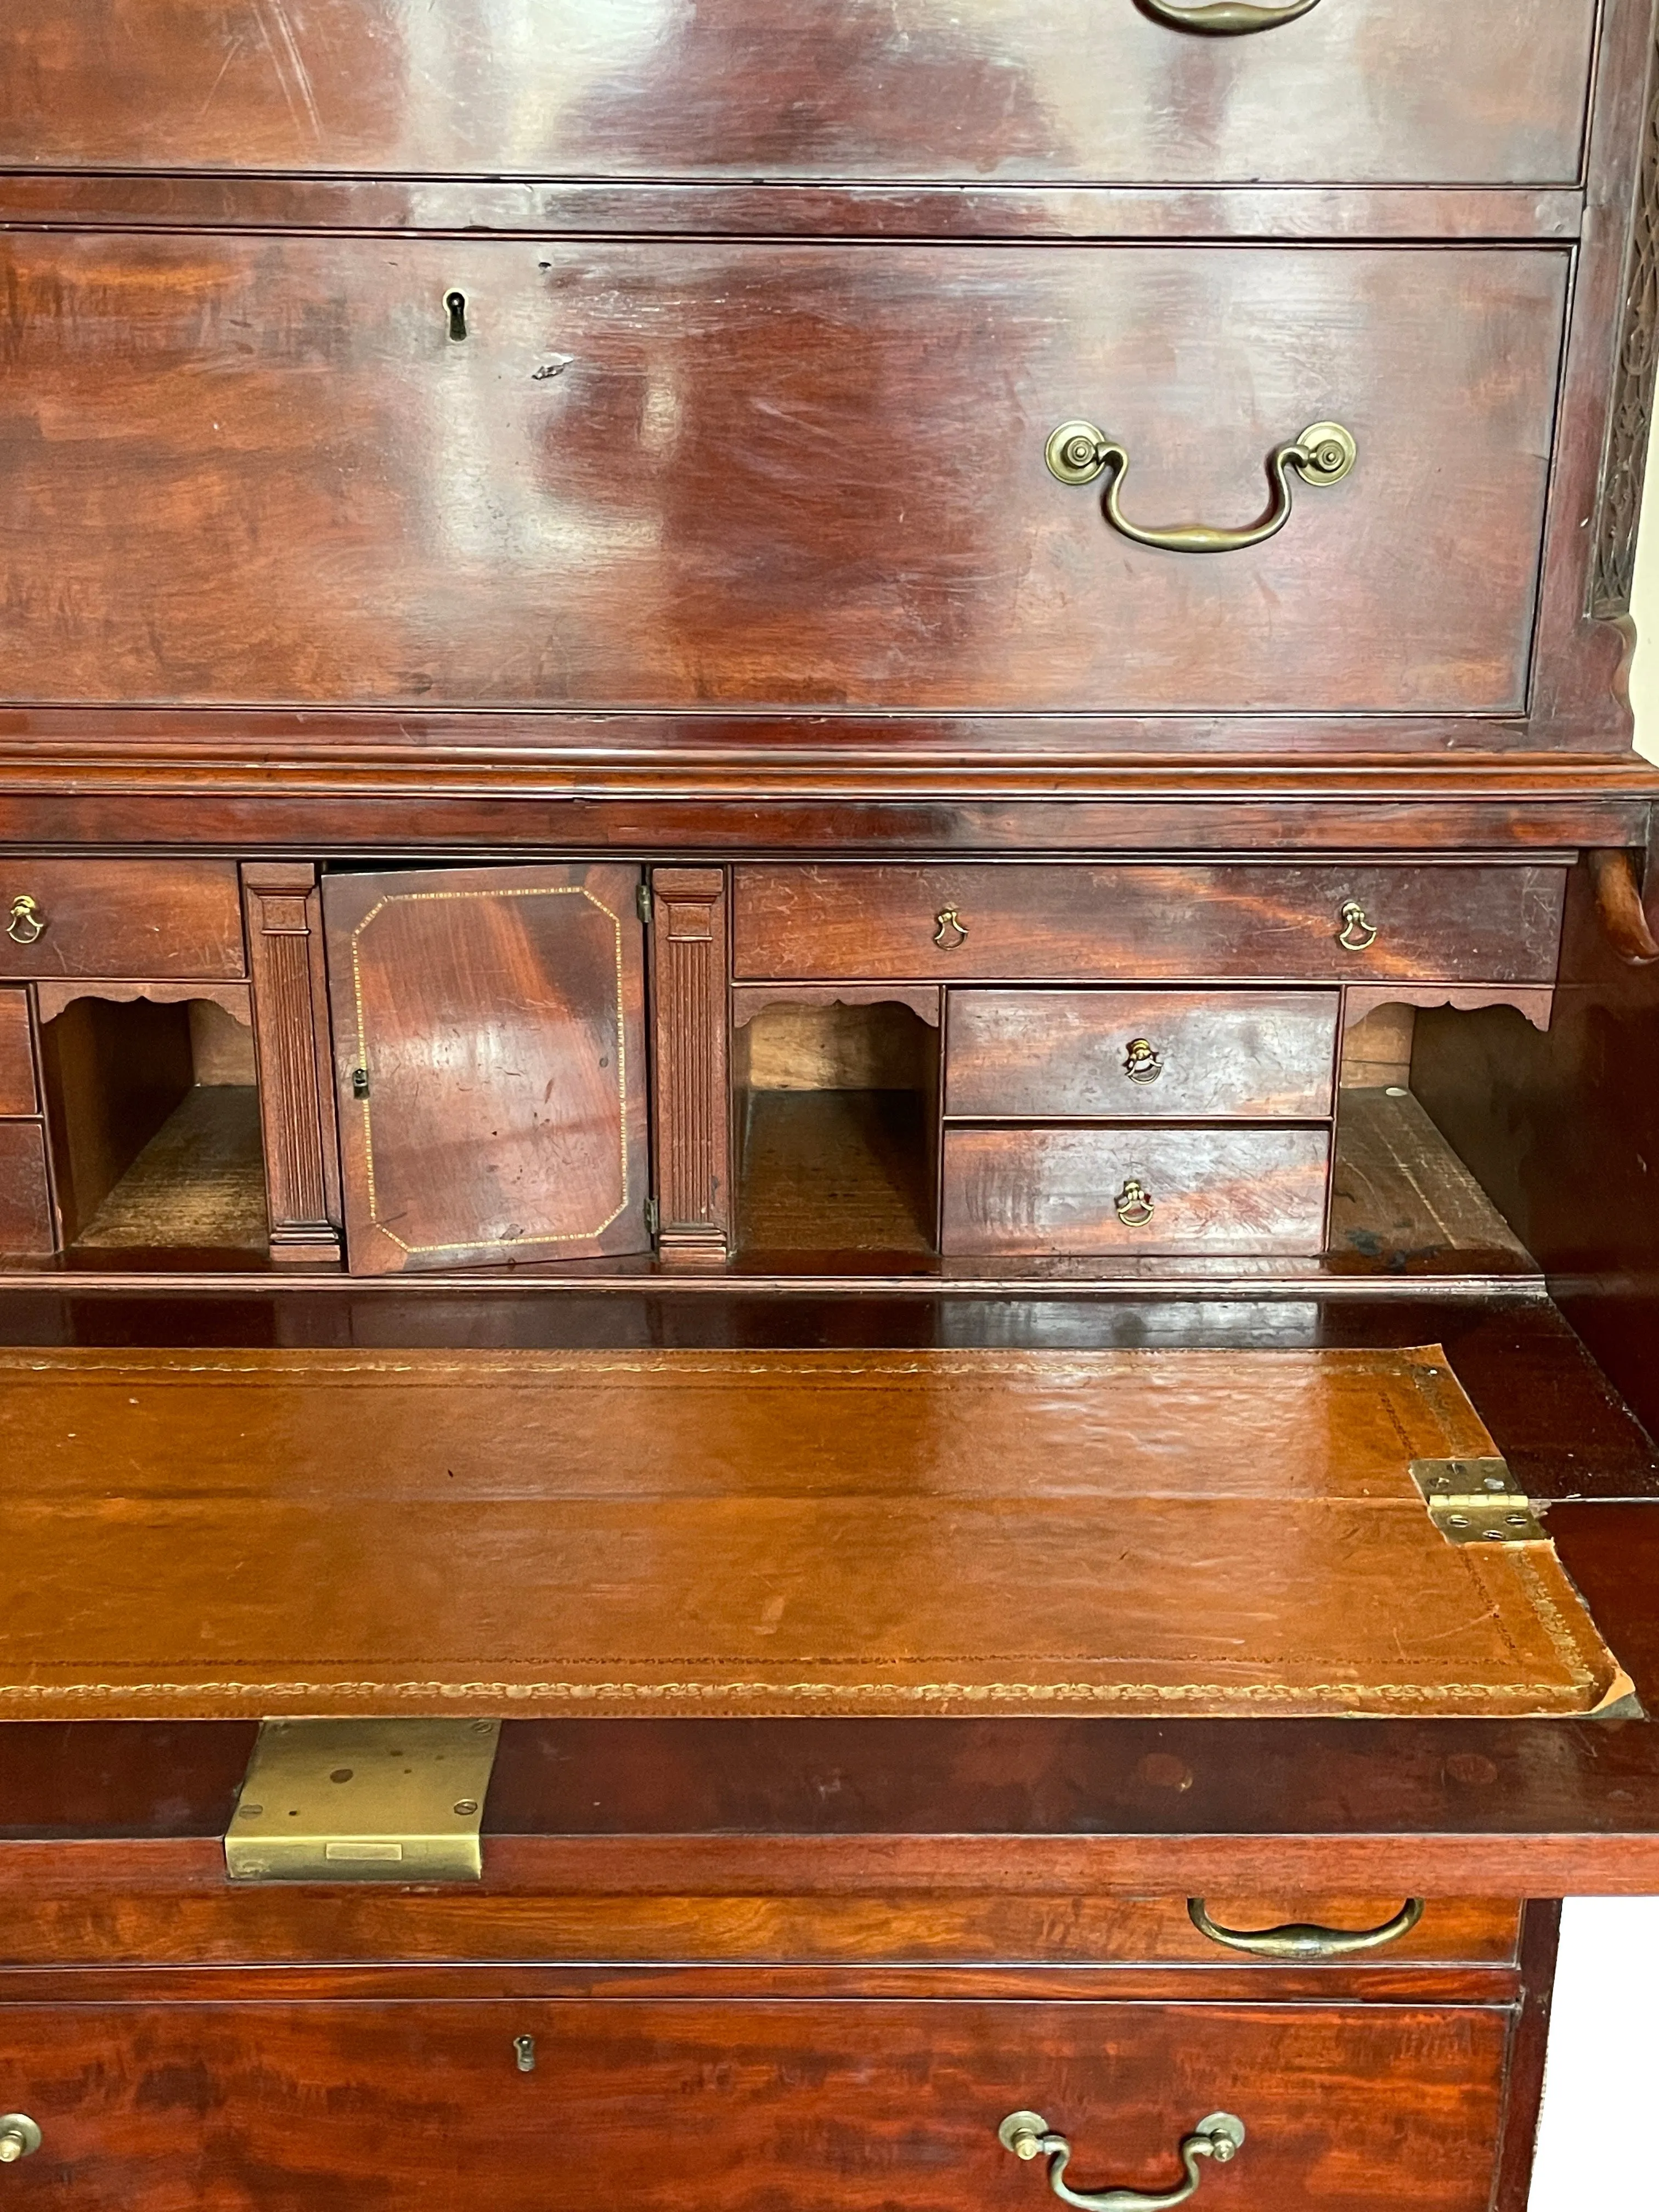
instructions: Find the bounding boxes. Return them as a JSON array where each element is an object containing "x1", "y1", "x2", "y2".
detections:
[
  {"x1": 1046, "y1": 420, "x2": 1355, "y2": 554},
  {"x1": 933, "y1": 906, "x2": 968, "y2": 950},
  {"x1": 1336, "y1": 899, "x2": 1379, "y2": 951},
  {"x1": 4, "y1": 896, "x2": 45, "y2": 946},
  {"x1": 1115, "y1": 1178, "x2": 1156, "y2": 1227},
  {"x1": 1000, "y1": 2109, "x2": 1245, "y2": 2211},
  {"x1": 1139, "y1": 0, "x2": 1320, "y2": 32},
  {"x1": 1188, "y1": 1896, "x2": 1425, "y2": 1957},
  {"x1": 1123, "y1": 1038, "x2": 1164, "y2": 1084},
  {"x1": 0, "y1": 2115, "x2": 41, "y2": 2164}
]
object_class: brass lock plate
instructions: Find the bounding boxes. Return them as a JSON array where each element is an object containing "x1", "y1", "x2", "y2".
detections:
[
  {"x1": 1411, "y1": 1457, "x2": 1544, "y2": 1547},
  {"x1": 225, "y1": 1718, "x2": 500, "y2": 1883}
]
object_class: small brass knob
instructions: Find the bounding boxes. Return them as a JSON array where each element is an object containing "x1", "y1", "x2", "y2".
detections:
[
  {"x1": 0, "y1": 2115, "x2": 41, "y2": 2164},
  {"x1": 933, "y1": 906, "x2": 968, "y2": 950},
  {"x1": 1115, "y1": 1178, "x2": 1156, "y2": 1228},
  {"x1": 1124, "y1": 1038, "x2": 1164, "y2": 1084},
  {"x1": 1000, "y1": 2112, "x2": 1054, "y2": 2162},
  {"x1": 4, "y1": 896, "x2": 44, "y2": 946},
  {"x1": 1336, "y1": 899, "x2": 1379, "y2": 952}
]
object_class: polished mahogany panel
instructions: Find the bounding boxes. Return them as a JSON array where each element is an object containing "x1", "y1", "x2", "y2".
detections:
[
  {"x1": 944, "y1": 989, "x2": 1339, "y2": 1120},
  {"x1": 0, "y1": 239, "x2": 1566, "y2": 716},
  {"x1": 0, "y1": 990, "x2": 36, "y2": 1116},
  {"x1": 940, "y1": 1124, "x2": 1330, "y2": 1256},
  {"x1": 733, "y1": 866, "x2": 1568, "y2": 984},
  {"x1": 0, "y1": 1121, "x2": 54, "y2": 1256},
  {"x1": 0, "y1": 861, "x2": 245, "y2": 980},
  {"x1": 0, "y1": 2000, "x2": 1509, "y2": 2210},
  {"x1": 323, "y1": 864, "x2": 650, "y2": 1272},
  {"x1": 0, "y1": 0, "x2": 1596, "y2": 186}
]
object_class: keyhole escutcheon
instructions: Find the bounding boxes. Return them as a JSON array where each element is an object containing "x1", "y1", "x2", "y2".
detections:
[{"x1": 445, "y1": 290, "x2": 468, "y2": 341}]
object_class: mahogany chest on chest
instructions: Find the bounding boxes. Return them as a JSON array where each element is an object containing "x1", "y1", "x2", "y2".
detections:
[{"x1": 3, "y1": 2, "x2": 1659, "y2": 2205}]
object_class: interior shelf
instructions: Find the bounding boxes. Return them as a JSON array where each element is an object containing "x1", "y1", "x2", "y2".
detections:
[{"x1": 73, "y1": 1085, "x2": 269, "y2": 1255}]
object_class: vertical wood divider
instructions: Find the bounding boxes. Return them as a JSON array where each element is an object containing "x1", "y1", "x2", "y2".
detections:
[
  {"x1": 650, "y1": 866, "x2": 731, "y2": 1267},
  {"x1": 242, "y1": 862, "x2": 343, "y2": 1266}
]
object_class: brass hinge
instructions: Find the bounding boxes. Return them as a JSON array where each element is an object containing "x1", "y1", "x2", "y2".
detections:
[
  {"x1": 644, "y1": 1195, "x2": 659, "y2": 1239},
  {"x1": 225, "y1": 1719, "x2": 500, "y2": 1884},
  {"x1": 1411, "y1": 1457, "x2": 1545, "y2": 1547},
  {"x1": 636, "y1": 881, "x2": 653, "y2": 926}
]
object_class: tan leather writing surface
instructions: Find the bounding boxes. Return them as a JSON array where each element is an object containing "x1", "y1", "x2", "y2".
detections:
[{"x1": 0, "y1": 1346, "x2": 1626, "y2": 1720}]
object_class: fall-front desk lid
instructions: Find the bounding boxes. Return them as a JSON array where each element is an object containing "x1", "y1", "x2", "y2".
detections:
[{"x1": 0, "y1": 1344, "x2": 1633, "y2": 1723}]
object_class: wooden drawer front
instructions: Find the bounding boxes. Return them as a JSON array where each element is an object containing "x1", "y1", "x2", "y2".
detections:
[
  {"x1": 941, "y1": 1125, "x2": 1329, "y2": 1256},
  {"x1": 946, "y1": 991, "x2": 1338, "y2": 1121},
  {"x1": 736, "y1": 866, "x2": 1566, "y2": 985},
  {"x1": 0, "y1": 2000, "x2": 1509, "y2": 2209},
  {"x1": 0, "y1": 990, "x2": 35, "y2": 1115},
  {"x1": 0, "y1": 1121, "x2": 54, "y2": 1255},
  {"x1": 0, "y1": 1, "x2": 1594, "y2": 186},
  {"x1": 0, "y1": 240, "x2": 1566, "y2": 718},
  {"x1": 0, "y1": 862, "x2": 245, "y2": 980}
]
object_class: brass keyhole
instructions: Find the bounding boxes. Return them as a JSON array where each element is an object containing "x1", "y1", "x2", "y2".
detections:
[
  {"x1": 4, "y1": 895, "x2": 44, "y2": 946},
  {"x1": 1115, "y1": 1178, "x2": 1156, "y2": 1228},
  {"x1": 1336, "y1": 899, "x2": 1379, "y2": 952},
  {"x1": 514, "y1": 2034, "x2": 537, "y2": 2074},
  {"x1": 933, "y1": 906, "x2": 968, "y2": 950},
  {"x1": 1124, "y1": 1038, "x2": 1164, "y2": 1084},
  {"x1": 445, "y1": 289, "x2": 469, "y2": 341}
]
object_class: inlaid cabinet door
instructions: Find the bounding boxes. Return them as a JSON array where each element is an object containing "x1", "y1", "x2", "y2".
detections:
[{"x1": 323, "y1": 864, "x2": 649, "y2": 1273}]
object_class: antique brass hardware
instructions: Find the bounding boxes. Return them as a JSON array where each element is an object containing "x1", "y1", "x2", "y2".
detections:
[
  {"x1": 999, "y1": 2109, "x2": 1245, "y2": 2211},
  {"x1": 934, "y1": 906, "x2": 968, "y2": 949},
  {"x1": 1045, "y1": 419, "x2": 1356, "y2": 554},
  {"x1": 351, "y1": 1067, "x2": 371, "y2": 1099},
  {"x1": 1336, "y1": 899, "x2": 1378, "y2": 951},
  {"x1": 0, "y1": 2118, "x2": 41, "y2": 2165},
  {"x1": 1139, "y1": 0, "x2": 1321, "y2": 32},
  {"x1": 445, "y1": 289, "x2": 469, "y2": 340},
  {"x1": 1124, "y1": 1038, "x2": 1164, "y2": 1084},
  {"x1": 1412, "y1": 1458, "x2": 1544, "y2": 1548},
  {"x1": 1115, "y1": 1178, "x2": 1156, "y2": 1228},
  {"x1": 4, "y1": 896, "x2": 44, "y2": 946},
  {"x1": 225, "y1": 1718, "x2": 501, "y2": 1883},
  {"x1": 1187, "y1": 1897, "x2": 1425, "y2": 1958},
  {"x1": 514, "y1": 2035, "x2": 537, "y2": 2074}
]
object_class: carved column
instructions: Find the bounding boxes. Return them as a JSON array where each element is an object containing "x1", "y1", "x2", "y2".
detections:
[
  {"x1": 650, "y1": 866, "x2": 730, "y2": 1267},
  {"x1": 242, "y1": 863, "x2": 343, "y2": 1266}
]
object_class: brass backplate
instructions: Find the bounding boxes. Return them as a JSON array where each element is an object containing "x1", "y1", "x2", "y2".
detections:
[
  {"x1": 225, "y1": 1718, "x2": 500, "y2": 1884},
  {"x1": 1411, "y1": 1457, "x2": 1545, "y2": 1547}
]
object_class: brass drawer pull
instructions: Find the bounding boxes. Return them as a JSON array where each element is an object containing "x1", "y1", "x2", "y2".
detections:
[
  {"x1": 1115, "y1": 1178, "x2": 1155, "y2": 1227},
  {"x1": 1124, "y1": 1037, "x2": 1164, "y2": 1084},
  {"x1": 1139, "y1": 0, "x2": 1320, "y2": 32},
  {"x1": 1046, "y1": 419, "x2": 1356, "y2": 554},
  {"x1": 4, "y1": 896, "x2": 45, "y2": 946},
  {"x1": 1336, "y1": 899, "x2": 1379, "y2": 951},
  {"x1": 0, "y1": 2115, "x2": 41, "y2": 2164},
  {"x1": 934, "y1": 906, "x2": 968, "y2": 950},
  {"x1": 1000, "y1": 2109, "x2": 1245, "y2": 2211},
  {"x1": 1188, "y1": 1897, "x2": 1425, "y2": 1958}
]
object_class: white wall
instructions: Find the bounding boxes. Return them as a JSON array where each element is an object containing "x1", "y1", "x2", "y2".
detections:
[{"x1": 1528, "y1": 437, "x2": 1659, "y2": 2207}]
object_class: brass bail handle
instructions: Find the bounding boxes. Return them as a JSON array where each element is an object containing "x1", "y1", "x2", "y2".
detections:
[
  {"x1": 1124, "y1": 1038, "x2": 1164, "y2": 1085},
  {"x1": 1188, "y1": 1897, "x2": 1425, "y2": 1960},
  {"x1": 1336, "y1": 898, "x2": 1379, "y2": 952},
  {"x1": 1138, "y1": 0, "x2": 1321, "y2": 33},
  {"x1": 1045, "y1": 420, "x2": 1356, "y2": 554},
  {"x1": 0, "y1": 2115, "x2": 41, "y2": 2164},
  {"x1": 4, "y1": 895, "x2": 45, "y2": 946},
  {"x1": 1115, "y1": 1178, "x2": 1156, "y2": 1228},
  {"x1": 933, "y1": 906, "x2": 968, "y2": 950},
  {"x1": 1000, "y1": 2110, "x2": 1246, "y2": 2212}
]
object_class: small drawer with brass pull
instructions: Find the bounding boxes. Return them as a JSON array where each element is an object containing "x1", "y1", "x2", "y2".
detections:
[
  {"x1": 0, "y1": 861, "x2": 246, "y2": 980},
  {"x1": 944, "y1": 990, "x2": 1339, "y2": 1121},
  {"x1": 940, "y1": 1124, "x2": 1329, "y2": 1257}
]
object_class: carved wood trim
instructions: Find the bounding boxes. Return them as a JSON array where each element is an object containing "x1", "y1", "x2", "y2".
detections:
[
  {"x1": 32, "y1": 980, "x2": 251, "y2": 1026},
  {"x1": 1593, "y1": 5, "x2": 1659, "y2": 617},
  {"x1": 1589, "y1": 847, "x2": 1659, "y2": 963},
  {"x1": 241, "y1": 864, "x2": 343, "y2": 1266},
  {"x1": 650, "y1": 866, "x2": 730, "y2": 1267},
  {"x1": 1342, "y1": 985, "x2": 1555, "y2": 1032},
  {"x1": 731, "y1": 984, "x2": 944, "y2": 1029}
]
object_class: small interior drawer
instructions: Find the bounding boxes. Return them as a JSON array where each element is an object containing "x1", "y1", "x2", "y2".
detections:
[
  {"x1": 945, "y1": 989, "x2": 1339, "y2": 1121},
  {"x1": 940, "y1": 1124, "x2": 1329, "y2": 1256},
  {"x1": 0, "y1": 988, "x2": 35, "y2": 1115},
  {"x1": 0, "y1": 861, "x2": 246, "y2": 980},
  {"x1": 0, "y1": 1120, "x2": 54, "y2": 1255}
]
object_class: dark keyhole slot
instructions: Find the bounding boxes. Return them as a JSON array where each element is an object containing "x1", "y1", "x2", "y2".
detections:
[{"x1": 445, "y1": 290, "x2": 468, "y2": 341}]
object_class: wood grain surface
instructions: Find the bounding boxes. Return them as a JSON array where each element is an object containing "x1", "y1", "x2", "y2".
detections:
[
  {"x1": 323, "y1": 864, "x2": 649, "y2": 1272},
  {"x1": 0, "y1": 861, "x2": 245, "y2": 981},
  {"x1": 0, "y1": 1120, "x2": 54, "y2": 1255},
  {"x1": 733, "y1": 866, "x2": 1568, "y2": 984},
  {"x1": 940, "y1": 1125, "x2": 1330, "y2": 1256},
  {"x1": 0, "y1": 239, "x2": 1566, "y2": 716},
  {"x1": 0, "y1": 1343, "x2": 1626, "y2": 1720},
  {"x1": 0, "y1": 0, "x2": 1594, "y2": 186},
  {"x1": 0, "y1": 989, "x2": 37, "y2": 1116},
  {"x1": 944, "y1": 990, "x2": 1339, "y2": 1120}
]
